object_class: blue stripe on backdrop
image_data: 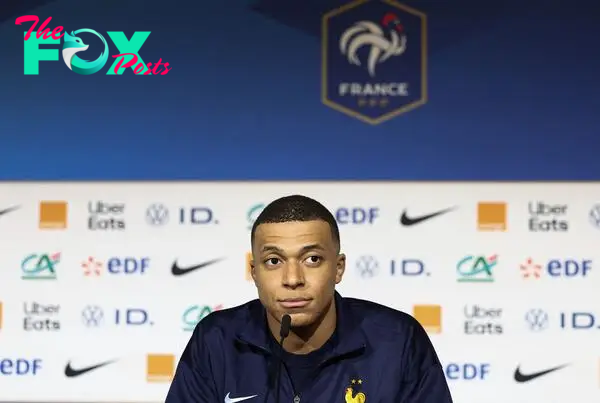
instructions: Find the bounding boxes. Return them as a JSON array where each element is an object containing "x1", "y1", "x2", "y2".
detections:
[{"x1": 0, "y1": 0, "x2": 597, "y2": 180}]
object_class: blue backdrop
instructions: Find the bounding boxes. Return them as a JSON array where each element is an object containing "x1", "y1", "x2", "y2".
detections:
[{"x1": 0, "y1": 0, "x2": 597, "y2": 180}]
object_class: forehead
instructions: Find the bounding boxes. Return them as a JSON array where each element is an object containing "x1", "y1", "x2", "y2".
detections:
[{"x1": 253, "y1": 220, "x2": 334, "y2": 248}]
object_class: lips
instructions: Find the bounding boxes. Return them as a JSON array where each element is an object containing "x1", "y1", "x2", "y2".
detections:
[{"x1": 279, "y1": 298, "x2": 311, "y2": 308}]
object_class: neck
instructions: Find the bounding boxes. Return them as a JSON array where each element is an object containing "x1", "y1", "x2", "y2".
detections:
[{"x1": 268, "y1": 298, "x2": 337, "y2": 355}]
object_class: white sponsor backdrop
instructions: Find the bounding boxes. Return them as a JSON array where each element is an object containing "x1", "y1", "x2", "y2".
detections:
[{"x1": 0, "y1": 182, "x2": 599, "y2": 403}]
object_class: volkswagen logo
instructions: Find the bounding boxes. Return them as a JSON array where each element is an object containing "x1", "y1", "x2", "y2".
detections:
[
  {"x1": 82, "y1": 305, "x2": 104, "y2": 327},
  {"x1": 589, "y1": 204, "x2": 600, "y2": 228},
  {"x1": 355, "y1": 255, "x2": 379, "y2": 278},
  {"x1": 524, "y1": 309, "x2": 548, "y2": 331},
  {"x1": 146, "y1": 203, "x2": 169, "y2": 226}
]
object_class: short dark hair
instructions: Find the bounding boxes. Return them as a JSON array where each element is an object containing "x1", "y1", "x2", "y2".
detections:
[{"x1": 251, "y1": 195, "x2": 340, "y2": 250}]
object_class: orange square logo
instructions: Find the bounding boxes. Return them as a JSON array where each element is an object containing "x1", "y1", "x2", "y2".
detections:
[
  {"x1": 146, "y1": 354, "x2": 175, "y2": 382},
  {"x1": 245, "y1": 252, "x2": 253, "y2": 281},
  {"x1": 39, "y1": 201, "x2": 68, "y2": 229},
  {"x1": 477, "y1": 202, "x2": 507, "y2": 231},
  {"x1": 413, "y1": 305, "x2": 442, "y2": 334}
]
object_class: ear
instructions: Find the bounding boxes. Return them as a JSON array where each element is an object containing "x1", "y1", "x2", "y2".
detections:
[
  {"x1": 335, "y1": 253, "x2": 346, "y2": 284},
  {"x1": 250, "y1": 257, "x2": 258, "y2": 287}
]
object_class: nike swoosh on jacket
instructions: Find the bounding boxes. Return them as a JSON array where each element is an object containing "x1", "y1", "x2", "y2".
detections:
[{"x1": 165, "y1": 292, "x2": 453, "y2": 403}]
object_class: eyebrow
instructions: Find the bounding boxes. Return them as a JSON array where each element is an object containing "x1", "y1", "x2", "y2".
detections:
[{"x1": 261, "y1": 244, "x2": 325, "y2": 254}]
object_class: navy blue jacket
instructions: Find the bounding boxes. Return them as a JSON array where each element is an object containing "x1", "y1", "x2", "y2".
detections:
[{"x1": 166, "y1": 292, "x2": 453, "y2": 403}]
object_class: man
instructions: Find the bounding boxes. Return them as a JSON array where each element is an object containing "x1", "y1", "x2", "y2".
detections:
[{"x1": 166, "y1": 195, "x2": 453, "y2": 402}]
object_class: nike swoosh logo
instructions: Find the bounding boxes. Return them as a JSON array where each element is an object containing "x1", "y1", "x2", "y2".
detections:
[
  {"x1": 513, "y1": 364, "x2": 568, "y2": 383},
  {"x1": 400, "y1": 207, "x2": 456, "y2": 226},
  {"x1": 171, "y1": 258, "x2": 225, "y2": 276},
  {"x1": 64, "y1": 360, "x2": 116, "y2": 378},
  {"x1": 0, "y1": 205, "x2": 20, "y2": 217},
  {"x1": 224, "y1": 393, "x2": 257, "y2": 403}
]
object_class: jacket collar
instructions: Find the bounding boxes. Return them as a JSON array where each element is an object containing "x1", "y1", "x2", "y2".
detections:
[{"x1": 236, "y1": 291, "x2": 366, "y2": 357}]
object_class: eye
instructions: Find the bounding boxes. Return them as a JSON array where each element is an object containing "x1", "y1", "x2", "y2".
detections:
[
  {"x1": 305, "y1": 255, "x2": 321, "y2": 265},
  {"x1": 265, "y1": 257, "x2": 280, "y2": 267}
]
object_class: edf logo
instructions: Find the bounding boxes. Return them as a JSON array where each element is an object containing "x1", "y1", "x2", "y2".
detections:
[
  {"x1": 107, "y1": 257, "x2": 149, "y2": 274},
  {"x1": 0, "y1": 358, "x2": 42, "y2": 375},
  {"x1": 547, "y1": 259, "x2": 591, "y2": 277},
  {"x1": 445, "y1": 363, "x2": 490, "y2": 381},
  {"x1": 335, "y1": 207, "x2": 379, "y2": 224},
  {"x1": 179, "y1": 207, "x2": 217, "y2": 225},
  {"x1": 521, "y1": 258, "x2": 592, "y2": 279},
  {"x1": 82, "y1": 257, "x2": 149, "y2": 276}
]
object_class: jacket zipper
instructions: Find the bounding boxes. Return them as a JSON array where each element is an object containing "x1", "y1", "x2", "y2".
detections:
[
  {"x1": 281, "y1": 363, "x2": 300, "y2": 403},
  {"x1": 242, "y1": 341, "x2": 364, "y2": 402},
  {"x1": 288, "y1": 349, "x2": 365, "y2": 403},
  {"x1": 284, "y1": 357, "x2": 334, "y2": 403}
]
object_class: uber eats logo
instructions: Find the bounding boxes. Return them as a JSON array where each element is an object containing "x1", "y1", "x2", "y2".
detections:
[
  {"x1": 463, "y1": 305, "x2": 502, "y2": 335},
  {"x1": 23, "y1": 302, "x2": 60, "y2": 331},
  {"x1": 528, "y1": 201, "x2": 568, "y2": 232},
  {"x1": 88, "y1": 201, "x2": 125, "y2": 231}
]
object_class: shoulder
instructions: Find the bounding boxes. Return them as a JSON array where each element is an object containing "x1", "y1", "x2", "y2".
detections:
[
  {"x1": 343, "y1": 297, "x2": 441, "y2": 376},
  {"x1": 343, "y1": 297, "x2": 429, "y2": 344},
  {"x1": 189, "y1": 299, "x2": 260, "y2": 341}
]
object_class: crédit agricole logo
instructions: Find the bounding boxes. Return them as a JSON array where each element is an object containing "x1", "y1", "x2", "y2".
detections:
[{"x1": 15, "y1": 15, "x2": 171, "y2": 76}]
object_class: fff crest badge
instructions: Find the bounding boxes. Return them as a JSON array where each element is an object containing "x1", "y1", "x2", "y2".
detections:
[{"x1": 321, "y1": 0, "x2": 427, "y2": 125}]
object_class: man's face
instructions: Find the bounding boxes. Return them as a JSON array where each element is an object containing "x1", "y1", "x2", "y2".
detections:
[{"x1": 251, "y1": 220, "x2": 345, "y2": 328}]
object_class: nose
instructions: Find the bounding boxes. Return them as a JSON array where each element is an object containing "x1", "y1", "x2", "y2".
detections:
[{"x1": 282, "y1": 260, "x2": 305, "y2": 289}]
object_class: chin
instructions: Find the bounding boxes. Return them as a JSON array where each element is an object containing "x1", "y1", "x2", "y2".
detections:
[{"x1": 288, "y1": 312, "x2": 316, "y2": 328}]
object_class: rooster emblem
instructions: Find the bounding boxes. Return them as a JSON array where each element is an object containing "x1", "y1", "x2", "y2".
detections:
[
  {"x1": 339, "y1": 12, "x2": 407, "y2": 78},
  {"x1": 345, "y1": 386, "x2": 366, "y2": 403}
]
